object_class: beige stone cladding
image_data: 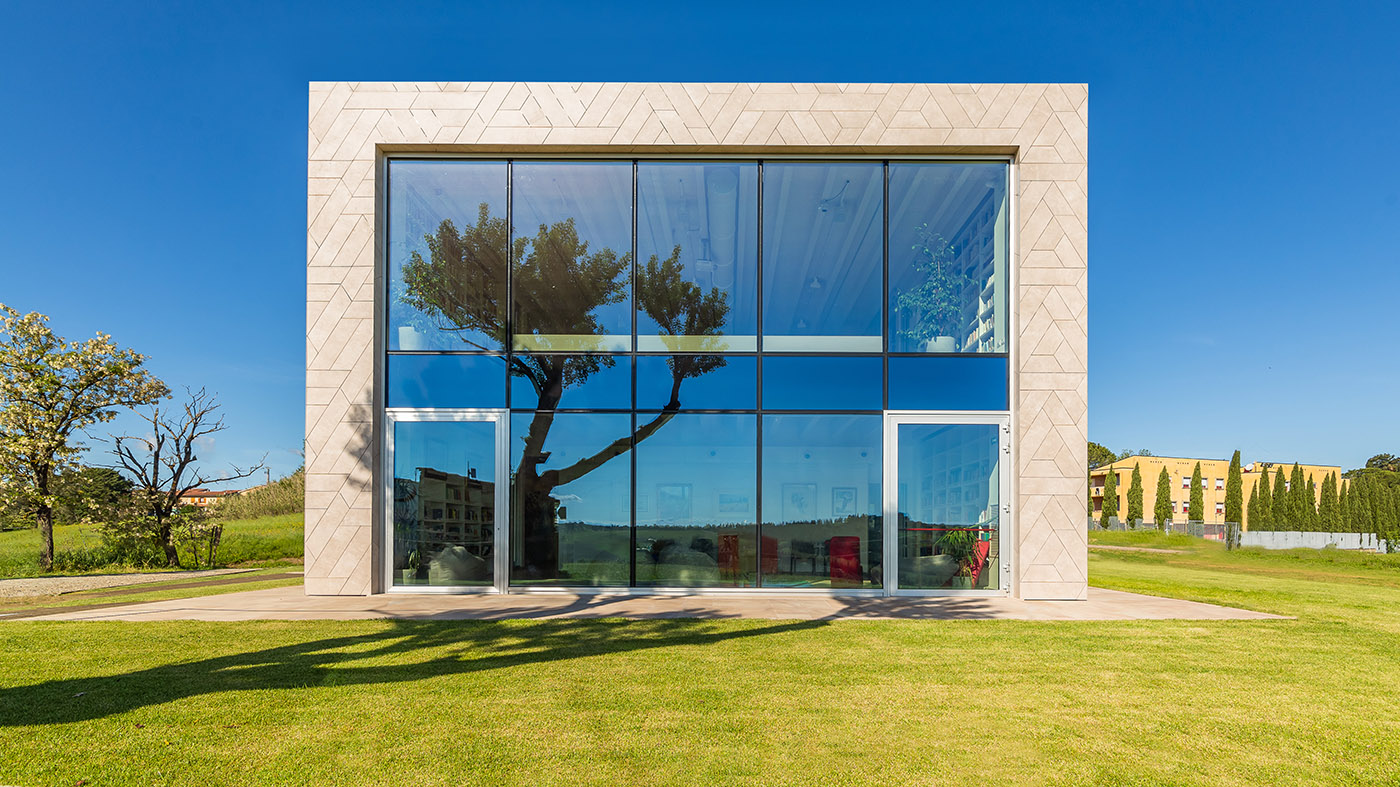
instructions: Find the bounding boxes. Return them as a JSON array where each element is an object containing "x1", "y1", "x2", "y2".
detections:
[{"x1": 306, "y1": 82, "x2": 1088, "y2": 599}]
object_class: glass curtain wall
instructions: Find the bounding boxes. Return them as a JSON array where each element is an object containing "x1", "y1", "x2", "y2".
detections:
[{"x1": 386, "y1": 159, "x2": 1011, "y2": 590}]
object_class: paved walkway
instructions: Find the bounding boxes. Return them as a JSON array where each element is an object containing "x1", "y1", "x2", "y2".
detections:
[
  {"x1": 15, "y1": 584, "x2": 1284, "y2": 622},
  {"x1": 0, "y1": 568, "x2": 252, "y2": 598}
]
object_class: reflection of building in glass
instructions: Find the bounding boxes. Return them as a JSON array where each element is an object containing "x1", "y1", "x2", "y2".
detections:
[{"x1": 395, "y1": 467, "x2": 494, "y2": 558}]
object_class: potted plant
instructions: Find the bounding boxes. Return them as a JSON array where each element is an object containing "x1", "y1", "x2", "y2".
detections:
[
  {"x1": 896, "y1": 224, "x2": 972, "y2": 352},
  {"x1": 937, "y1": 529, "x2": 980, "y2": 589}
]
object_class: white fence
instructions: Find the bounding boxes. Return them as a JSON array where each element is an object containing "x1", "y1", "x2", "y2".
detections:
[{"x1": 1240, "y1": 531, "x2": 1390, "y2": 552}]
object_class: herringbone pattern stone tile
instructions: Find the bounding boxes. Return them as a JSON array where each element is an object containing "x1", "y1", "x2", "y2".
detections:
[{"x1": 306, "y1": 82, "x2": 1088, "y2": 599}]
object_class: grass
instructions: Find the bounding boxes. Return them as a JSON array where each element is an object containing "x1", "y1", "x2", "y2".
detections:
[
  {"x1": 1, "y1": 535, "x2": 1398, "y2": 784},
  {"x1": 0, "y1": 513, "x2": 304, "y2": 578},
  {"x1": 0, "y1": 568, "x2": 304, "y2": 617}
]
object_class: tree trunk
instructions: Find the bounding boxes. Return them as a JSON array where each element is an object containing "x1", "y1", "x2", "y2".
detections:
[
  {"x1": 157, "y1": 517, "x2": 180, "y2": 568},
  {"x1": 38, "y1": 504, "x2": 55, "y2": 572}
]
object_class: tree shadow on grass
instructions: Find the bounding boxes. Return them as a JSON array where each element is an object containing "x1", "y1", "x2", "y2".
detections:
[{"x1": 0, "y1": 617, "x2": 828, "y2": 726}]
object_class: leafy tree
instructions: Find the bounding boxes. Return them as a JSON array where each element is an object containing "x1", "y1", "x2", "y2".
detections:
[
  {"x1": 1154, "y1": 466, "x2": 1173, "y2": 529},
  {"x1": 111, "y1": 388, "x2": 264, "y2": 566},
  {"x1": 0, "y1": 305, "x2": 167, "y2": 569},
  {"x1": 1365, "y1": 453, "x2": 1399, "y2": 472},
  {"x1": 1087, "y1": 441, "x2": 1116, "y2": 470},
  {"x1": 1272, "y1": 466, "x2": 1289, "y2": 528},
  {"x1": 401, "y1": 209, "x2": 729, "y2": 578},
  {"x1": 1253, "y1": 470, "x2": 1273, "y2": 531},
  {"x1": 1224, "y1": 450, "x2": 1243, "y2": 525},
  {"x1": 1099, "y1": 465, "x2": 1118, "y2": 529},
  {"x1": 1188, "y1": 462, "x2": 1204, "y2": 522},
  {"x1": 1126, "y1": 463, "x2": 1144, "y2": 525},
  {"x1": 53, "y1": 466, "x2": 133, "y2": 526}
]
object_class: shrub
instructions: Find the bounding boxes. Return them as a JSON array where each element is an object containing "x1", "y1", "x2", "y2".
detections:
[{"x1": 217, "y1": 469, "x2": 304, "y2": 520}]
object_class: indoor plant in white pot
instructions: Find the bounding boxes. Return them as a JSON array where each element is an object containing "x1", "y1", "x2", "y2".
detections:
[{"x1": 896, "y1": 224, "x2": 971, "y2": 353}]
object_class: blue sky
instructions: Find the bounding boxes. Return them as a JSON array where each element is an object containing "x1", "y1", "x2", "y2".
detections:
[{"x1": 1, "y1": 0, "x2": 1396, "y2": 481}]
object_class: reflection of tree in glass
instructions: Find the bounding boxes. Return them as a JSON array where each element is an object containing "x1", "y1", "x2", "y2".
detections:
[{"x1": 400, "y1": 206, "x2": 729, "y2": 578}]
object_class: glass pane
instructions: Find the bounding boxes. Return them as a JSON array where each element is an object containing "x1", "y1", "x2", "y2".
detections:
[
  {"x1": 392, "y1": 420, "x2": 497, "y2": 587},
  {"x1": 510, "y1": 355, "x2": 631, "y2": 410},
  {"x1": 387, "y1": 355, "x2": 507, "y2": 409},
  {"x1": 510, "y1": 413, "x2": 631, "y2": 586},
  {"x1": 887, "y1": 356, "x2": 1008, "y2": 411},
  {"x1": 637, "y1": 163, "x2": 758, "y2": 352},
  {"x1": 636, "y1": 355, "x2": 756, "y2": 411},
  {"x1": 635, "y1": 414, "x2": 757, "y2": 587},
  {"x1": 762, "y1": 356, "x2": 882, "y2": 410},
  {"x1": 512, "y1": 162, "x2": 633, "y2": 352},
  {"x1": 897, "y1": 423, "x2": 1001, "y2": 590},
  {"x1": 388, "y1": 160, "x2": 508, "y2": 352},
  {"x1": 762, "y1": 163, "x2": 883, "y2": 352},
  {"x1": 889, "y1": 163, "x2": 1009, "y2": 353},
  {"x1": 761, "y1": 415, "x2": 881, "y2": 588}
]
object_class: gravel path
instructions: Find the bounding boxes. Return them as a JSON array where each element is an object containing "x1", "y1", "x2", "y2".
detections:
[{"x1": 0, "y1": 569, "x2": 253, "y2": 598}]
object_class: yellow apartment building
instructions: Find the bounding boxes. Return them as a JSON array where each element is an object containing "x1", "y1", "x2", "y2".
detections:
[{"x1": 1090, "y1": 456, "x2": 1342, "y2": 530}]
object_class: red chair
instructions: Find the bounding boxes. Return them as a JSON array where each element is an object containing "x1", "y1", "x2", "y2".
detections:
[{"x1": 828, "y1": 536, "x2": 862, "y2": 587}]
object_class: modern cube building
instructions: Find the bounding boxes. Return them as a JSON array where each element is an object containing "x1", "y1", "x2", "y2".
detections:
[{"x1": 306, "y1": 82, "x2": 1088, "y2": 599}]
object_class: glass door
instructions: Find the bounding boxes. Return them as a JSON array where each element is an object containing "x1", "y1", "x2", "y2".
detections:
[
  {"x1": 384, "y1": 411, "x2": 508, "y2": 593},
  {"x1": 884, "y1": 414, "x2": 1010, "y2": 595}
]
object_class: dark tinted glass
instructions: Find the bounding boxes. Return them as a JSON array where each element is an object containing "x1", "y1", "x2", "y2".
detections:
[
  {"x1": 510, "y1": 413, "x2": 631, "y2": 586},
  {"x1": 762, "y1": 356, "x2": 882, "y2": 410},
  {"x1": 387, "y1": 355, "x2": 507, "y2": 409},
  {"x1": 896, "y1": 423, "x2": 1001, "y2": 590},
  {"x1": 391, "y1": 420, "x2": 497, "y2": 587},
  {"x1": 387, "y1": 160, "x2": 508, "y2": 352},
  {"x1": 637, "y1": 163, "x2": 758, "y2": 352},
  {"x1": 510, "y1": 355, "x2": 631, "y2": 410},
  {"x1": 761, "y1": 415, "x2": 882, "y2": 588},
  {"x1": 762, "y1": 163, "x2": 883, "y2": 352},
  {"x1": 887, "y1": 356, "x2": 1008, "y2": 410},
  {"x1": 888, "y1": 163, "x2": 1009, "y2": 353},
  {"x1": 636, "y1": 355, "x2": 756, "y2": 411},
  {"x1": 635, "y1": 414, "x2": 757, "y2": 587},
  {"x1": 512, "y1": 162, "x2": 633, "y2": 352}
]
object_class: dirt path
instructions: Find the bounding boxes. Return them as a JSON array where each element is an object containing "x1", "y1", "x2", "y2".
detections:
[
  {"x1": 1090, "y1": 545, "x2": 1185, "y2": 554},
  {"x1": 0, "y1": 571, "x2": 304, "y2": 620}
]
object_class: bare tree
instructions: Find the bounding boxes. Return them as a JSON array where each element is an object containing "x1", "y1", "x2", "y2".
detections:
[{"x1": 110, "y1": 388, "x2": 264, "y2": 566}]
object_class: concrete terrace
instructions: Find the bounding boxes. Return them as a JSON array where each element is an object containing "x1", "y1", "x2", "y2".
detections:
[{"x1": 15, "y1": 584, "x2": 1283, "y2": 623}]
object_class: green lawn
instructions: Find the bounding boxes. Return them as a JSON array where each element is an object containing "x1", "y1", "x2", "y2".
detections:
[
  {"x1": 1, "y1": 537, "x2": 1398, "y2": 785},
  {"x1": 0, "y1": 513, "x2": 303, "y2": 577}
]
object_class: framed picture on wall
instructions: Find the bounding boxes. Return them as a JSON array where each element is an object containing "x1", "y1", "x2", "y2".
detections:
[
  {"x1": 717, "y1": 490, "x2": 750, "y2": 514},
  {"x1": 832, "y1": 487, "x2": 857, "y2": 517},
  {"x1": 782, "y1": 483, "x2": 817, "y2": 522},
  {"x1": 656, "y1": 484, "x2": 692, "y2": 523}
]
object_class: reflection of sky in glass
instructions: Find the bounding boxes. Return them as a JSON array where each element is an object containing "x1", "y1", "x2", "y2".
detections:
[
  {"x1": 888, "y1": 356, "x2": 1008, "y2": 410},
  {"x1": 510, "y1": 413, "x2": 631, "y2": 527},
  {"x1": 387, "y1": 355, "x2": 507, "y2": 408},
  {"x1": 509, "y1": 355, "x2": 631, "y2": 410},
  {"x1": 762, "y1": 163, "x2": 883, "y2": 345},
  {"x1": 888, "y1": 163, "x2": 1008, "y2": 353},
  {"x1": 897, "y1": 423, "x2": 999, "y2": 527},
  {"x1": 763, "y1": 356, "x2": 882, "y2": 410},
  {"x1": 387, "y1": 160, "x2": 507, "y2": 352},
  {"x1": 637, "y1": 163, "x2": 758, "y2": 349},
  {"x1": 394, "y1": 420, "x2": 496, "y2": 483},
  {"x1": 635, "y1": 355, "x2": 756, "y2": 411}
]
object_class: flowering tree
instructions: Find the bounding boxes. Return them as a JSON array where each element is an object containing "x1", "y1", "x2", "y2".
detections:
[{"x1": 0, "y1": 305, "x2": 168, "y2": 569}]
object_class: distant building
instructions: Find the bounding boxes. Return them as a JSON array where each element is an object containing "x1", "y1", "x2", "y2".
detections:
[
  {"x1": 1090, "y1": 457, "x2": 1342, "y2": 529},
  {"x1": 178, "y1": 488, "x2": 242, "y2": 508}
]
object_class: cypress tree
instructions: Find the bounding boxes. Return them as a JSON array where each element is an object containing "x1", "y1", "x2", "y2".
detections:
[
  {"x1": 1338, "y1": 478, "x2": 1349, "y2": 532},
  {"x1": 1189, "y1": 462, "x2": 1205, "y2": 522},
  {"x1": 1155, "y1": 466, "x2": 1173, "y2": 529},
  {"x1": 1225, "y1": 450, "x2": 1243, "y2": 526},
  {"x1": 1272, "y1": 466, "x2": 1289, "y2": 528},
  {"x1": 1289, "y1": 464, "x2": 1306, "y2": 530},
  {"x1": 1255, "y1": 470, "x2": 1273, "y2": 531},
  {"x1": 1247, "y1": 482, "x2": 1261, "y2": 531},
  {"x1": 1126, "y1": 463, "x2": 1144, "y2": 525},
  {"x1": 1318, "y1": 473, "x2": 1338, "y2": 533},
  {"x1": 1099, "y1": 465, "x2": 1118, "y2": 529},
  {"x1": 1304, "y1": 475, "x2": 1318, "y2": 531}
]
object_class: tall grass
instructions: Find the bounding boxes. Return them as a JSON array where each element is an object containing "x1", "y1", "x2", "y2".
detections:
[{"x1": 216, "y1": 468, "x2": 304, "y2": 520}]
